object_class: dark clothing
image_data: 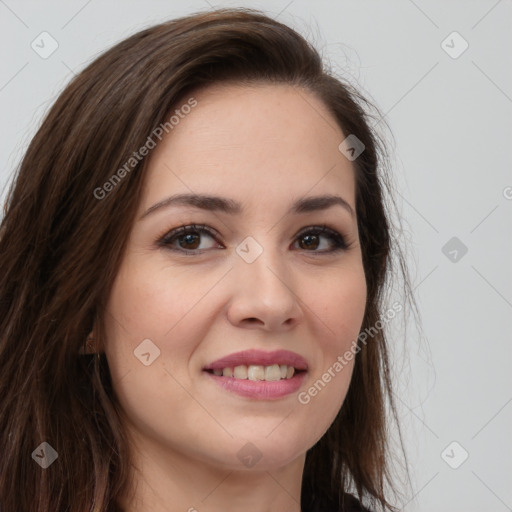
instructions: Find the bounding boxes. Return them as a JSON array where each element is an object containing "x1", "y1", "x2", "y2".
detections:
[
  {"x1": 339, "y1": 494, "x2": 373, "y2": 511},
  {"x1": 303, "y1": 493, "x2": 373, "y2": 512}
]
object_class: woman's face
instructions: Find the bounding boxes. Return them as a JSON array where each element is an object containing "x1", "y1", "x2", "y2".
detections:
[{"x1": 103, "y1": 83, "x2": 367, "y2": 471}]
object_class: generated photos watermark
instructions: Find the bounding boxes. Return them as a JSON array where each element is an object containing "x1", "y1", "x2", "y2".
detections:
[
  {"x1": 298, "y1": 301, "x2": 402, "y2": 404},
  {"x1": 93, "y1": 97, "x2": 198, "y2": 200}
]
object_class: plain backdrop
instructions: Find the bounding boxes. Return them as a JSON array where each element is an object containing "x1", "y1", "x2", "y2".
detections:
[{"x1": 1, "y1": 1, "x2": 511, "y2": 511}]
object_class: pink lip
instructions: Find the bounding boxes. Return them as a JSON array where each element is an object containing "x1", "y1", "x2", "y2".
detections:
[
  {"x1": 203, "y1": 349, "x2": 309, "y2": 371},
  {"x1": 204, "y1": 371, "x2": 307, "y2": 400}
]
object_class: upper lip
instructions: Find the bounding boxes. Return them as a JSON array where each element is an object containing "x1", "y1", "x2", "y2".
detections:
[{"x1": 203, "y1": 349, "x2": 308, "y2": 371}]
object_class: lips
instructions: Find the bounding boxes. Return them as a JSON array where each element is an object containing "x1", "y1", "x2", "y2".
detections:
[
  {"x1": 203, "y1": 349, "x2": 308, "y2": 371},
  {"x1": 202, "y1": 349, "x2": 309, "y2": 399}
]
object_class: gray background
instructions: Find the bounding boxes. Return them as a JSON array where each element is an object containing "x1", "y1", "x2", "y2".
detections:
[{"x1": 1, "y1": 1, "x2": 511, "y2": 510}]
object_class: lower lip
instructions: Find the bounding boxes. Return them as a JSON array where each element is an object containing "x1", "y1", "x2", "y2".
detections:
[{"x1": 203, "y1": 371, "x2": 307, "y2": 400}]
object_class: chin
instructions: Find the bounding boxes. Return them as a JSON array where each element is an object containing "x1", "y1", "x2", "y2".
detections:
[{"x1": 230, "y1": 432, "x2": 312, "y2": 470}]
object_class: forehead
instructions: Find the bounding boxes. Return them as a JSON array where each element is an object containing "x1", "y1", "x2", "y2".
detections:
[{"x1": 141, "y1": 83, "x2": 356, "y2": 215}]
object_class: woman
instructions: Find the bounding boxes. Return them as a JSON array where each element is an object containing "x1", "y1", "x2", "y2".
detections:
[{"x1": 0, "y1": 7, "x2": 411, "y2": 512}]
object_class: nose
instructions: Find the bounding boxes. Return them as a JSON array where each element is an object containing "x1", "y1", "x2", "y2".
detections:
[{"x1": 226, "y1": 241, "x2": 304, "y2": 331}]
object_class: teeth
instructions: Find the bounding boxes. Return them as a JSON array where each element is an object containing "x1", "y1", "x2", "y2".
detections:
[
  {"x1": 212, "y1": 364, "x2": 298, "y2": 380},
  {"x1": 247, "y1": 365, "x2": 265, "y2": 380},
  {"x1": 222, "y1": 367, "x2": 233, "y2": 377},
  {"x1": 265, "y1": 364, "x2": 282, "y2": 381},
  {"x1": 233, "y1": 365, "x2": 248, "y2": 379}
]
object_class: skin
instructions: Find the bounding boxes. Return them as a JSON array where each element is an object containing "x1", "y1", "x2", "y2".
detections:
[{"x1": 101, "y1": 83, "x2": 367, "y2": 512}]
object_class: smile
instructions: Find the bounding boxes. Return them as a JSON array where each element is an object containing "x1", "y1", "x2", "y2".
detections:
[
  {"x1": 203, "y1": 349, "x2": 309, "y2": 399},
  {"x1": 205, "y1": 363, "x2": 303, "y2": 381}
]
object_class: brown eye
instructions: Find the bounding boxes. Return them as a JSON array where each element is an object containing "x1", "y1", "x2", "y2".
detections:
[
  {"x1": 294, "y1": 226, "x2": 348, "y2": 253},
  {"x1": 298, "y1": 233, "x2": 321, "y2": 250},
  {"x1": 159, "y1": 224, "x2": 222, "y2": 255},
  {"x1": 157, "y1": 223, "x2": 348, "y2": 256},
  {"x1": 176, "y1": 232, "x2": 201, "y2": 250}
]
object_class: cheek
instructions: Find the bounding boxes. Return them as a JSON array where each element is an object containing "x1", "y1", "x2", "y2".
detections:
[
  {"x1": 102, "y1": 256, "x2": 226, "y2": 388},
  {"x1": 316, "y1": 263, "x2": 367, "y2": 351},
  {"x1": 299, "y1": 264, "x2": 366, "y2": 427},
  {"x1": 101, "y1": 259, "x2": 217, "y2": 446},
  {"x1": 104, "y1": 257, "x2": 206, "y2": 343}
]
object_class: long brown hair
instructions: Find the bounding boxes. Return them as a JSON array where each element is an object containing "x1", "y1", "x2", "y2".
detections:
[{"x1": 0, "y1": 7, "x2": 412, "y2": 511}]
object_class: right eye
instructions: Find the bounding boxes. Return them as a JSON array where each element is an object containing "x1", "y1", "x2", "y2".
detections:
[{"x1": 158, "y1": 224, "x2": 224, "y2": 255}]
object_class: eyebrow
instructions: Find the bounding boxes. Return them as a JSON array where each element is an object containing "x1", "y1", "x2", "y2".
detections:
[{"x1": 139, "y1": 193, "x2": 355, "y2": 220}]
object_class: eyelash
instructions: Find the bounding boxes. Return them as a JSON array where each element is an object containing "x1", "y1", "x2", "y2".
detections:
[{"x1": 156, "y1": 223, "x2": 349, "y2": 256}]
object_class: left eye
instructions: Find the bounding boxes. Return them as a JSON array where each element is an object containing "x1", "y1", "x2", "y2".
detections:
[
  {"x1": 294, "y1": 226, "x2": 347, "y2": 252},
  {"x1": 158, "y1": 224, "x2": 348, "y2": 255}
]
